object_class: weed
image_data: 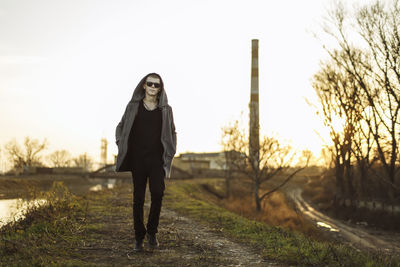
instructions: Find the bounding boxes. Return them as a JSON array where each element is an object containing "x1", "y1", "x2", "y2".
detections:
[
  {"x1": 0, "y1": 181, "x2": 87, "y2": 266},
  {"x1": 164, "y1": 180, "x2": 400, "y2": 266}
]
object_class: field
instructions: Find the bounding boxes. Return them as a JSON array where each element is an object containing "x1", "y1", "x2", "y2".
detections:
[{"x1": 0, "y1": 175, "x2": 399, "y2": 266}]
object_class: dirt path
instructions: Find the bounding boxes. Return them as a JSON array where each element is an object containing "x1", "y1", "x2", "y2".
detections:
[
  {"x1": 77, "y1": 184, "x2": 282, "y2": 266},
  {"x1": 288, "y1": 187, "x2": 400, "y2": 255}
]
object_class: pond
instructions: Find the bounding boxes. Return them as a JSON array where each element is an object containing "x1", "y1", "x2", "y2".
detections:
[
  {"x1": 89, "y1": 178, "x2": 117, "y2": 191},
  {"x1": 0, "y1": 198, "x2": 46, "y2": 228},
  {"x1": 0, "y1": 178, "x2": 119, "y2": 228}
]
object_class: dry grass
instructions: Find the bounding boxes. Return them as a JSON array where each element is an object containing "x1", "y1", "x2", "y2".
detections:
[
  {"x1": 302, "y1": 173, "x2": 400, "y2": 231},
  {"x1": 213, "y1": 180, "x2": 327, "y2": 241},
  {"x1": 168, "y1": 180, "x2": 400, "y2": 266}
]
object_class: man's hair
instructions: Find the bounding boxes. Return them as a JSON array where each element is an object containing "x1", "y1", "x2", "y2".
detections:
[
  {"x1": 144, "y1": 73, "x2": 163, "y2": 98},
  {"x1": 147, "y1": 74, "x2": 161, "y2": 80}
]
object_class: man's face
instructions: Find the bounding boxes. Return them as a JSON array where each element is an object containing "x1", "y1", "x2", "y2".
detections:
[{"x1": 144, "y1": 76, "x2": 161, "y2": 97}]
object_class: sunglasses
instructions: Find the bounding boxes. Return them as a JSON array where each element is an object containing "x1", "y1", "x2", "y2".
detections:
[{"x1": 146, "y1": 81, "x2": 161, "y2": 88}]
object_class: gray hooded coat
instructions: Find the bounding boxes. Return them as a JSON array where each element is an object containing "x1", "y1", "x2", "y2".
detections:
[{"x1": 115, "y1": 73, "x2": 177, "y2": 178}]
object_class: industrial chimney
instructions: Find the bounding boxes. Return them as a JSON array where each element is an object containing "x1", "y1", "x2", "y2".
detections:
[
  {"x1": 249, "y1": 39, "x2": 260, "y2": 170},
  {"x1": 100, "y1": 138, "x2": 108, "y2": 167}
]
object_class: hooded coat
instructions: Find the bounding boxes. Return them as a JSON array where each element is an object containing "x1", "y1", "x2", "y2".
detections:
[{"x1": 115, "y1": 73, "x2": 177, "y2": 178}]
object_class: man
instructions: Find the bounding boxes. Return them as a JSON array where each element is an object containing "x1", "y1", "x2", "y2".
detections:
[{"x1": 115, "y1": 73, "x2": 177, "y2": 252}]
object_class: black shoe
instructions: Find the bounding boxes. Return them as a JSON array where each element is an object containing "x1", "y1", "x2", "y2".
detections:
[
  {"x1": 146, "y1": 233, "x2": 159, "y2": 249},
  {"x1": 134, "y1": 239, "x2": 144, "y2": 252}
]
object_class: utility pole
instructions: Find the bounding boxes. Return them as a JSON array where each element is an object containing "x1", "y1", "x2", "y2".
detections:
[{"x1": 249, "y1": 39, "x2": 260, "y2": 171}]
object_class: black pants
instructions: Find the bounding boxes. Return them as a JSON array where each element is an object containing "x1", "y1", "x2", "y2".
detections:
[{"x1": 131, "y1": 154, "x2": 165, "y2": 241}]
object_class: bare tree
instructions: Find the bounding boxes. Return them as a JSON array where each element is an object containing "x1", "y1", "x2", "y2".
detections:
[
  {"x1": 319, "y1": 147, "x2": 334, "y2": 170},
  {"x1": 356, "y1": 1, "x2": 400, "y2": 199},
  {"x1": 220, "y1": 120, "x2": 246, "y2": 198},
  {"x1": 221, "y1": 120, "x2": 309, "y2": 212},
  {"x1": 317, "y1": 0, "x2": 400, "y2": 200},
  {"x1": 313, "y1": 54, "x2": 366, "y2": 200},
  {"x1": 47, "y1": 150, "x2": 72, "y2": 168},
  {"x1": 314, "y1": 0, "x2": 400, "y2": 199},
  {"x1": 298, "y1": 149, "x2": 314, "y2": 167},
  {"x1": 4, "y1": 137, "x2": 48, "y2": 169},
  {"x1": 73, "y1": 153, "x2": 93, "y2": 172}
]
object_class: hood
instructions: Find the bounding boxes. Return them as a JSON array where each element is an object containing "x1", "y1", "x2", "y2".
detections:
[{"x1": 129, "y1": 72, "x2": 169, "y2": 107}]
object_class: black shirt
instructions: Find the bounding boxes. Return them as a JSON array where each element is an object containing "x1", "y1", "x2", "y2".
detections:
[{"x1": 128, "y1": 99, "x2": 163, "y2": 161}]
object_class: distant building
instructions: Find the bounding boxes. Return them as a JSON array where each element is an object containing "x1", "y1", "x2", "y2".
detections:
[
  {"x1": 23, "y1": 166, "x2": 86, "y2": 175},
  {"x1": 172, "y1": 157, "x2": 209, "y2": 173},
  {"x1": 175, "y1": 152, "x2": 227, "y2": 171}
]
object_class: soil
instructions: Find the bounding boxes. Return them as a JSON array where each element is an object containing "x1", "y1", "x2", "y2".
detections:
[
  {"x1": 0, "y1": 175, "x2": 284, "y2": 266},
  {"x1": 4, "y1": 174, "x2": 399, "y2": 265},
  {"x1": 287, "y1": 186, "x2": 400, "y2": 255},
  {"x1": 75, "y1": 179, "x2": 283, "y2": 266},
  {"x1": 262, "y1": 175, "x2": 400, "y2": 256}
]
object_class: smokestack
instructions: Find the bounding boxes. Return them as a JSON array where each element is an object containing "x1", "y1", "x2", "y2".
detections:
[
  {"x1": 100, "y1": 138, "x2": 108, "y2": 167},
  {"x1": 249, "y1": 39, "x2": 260, "y2": 170}
]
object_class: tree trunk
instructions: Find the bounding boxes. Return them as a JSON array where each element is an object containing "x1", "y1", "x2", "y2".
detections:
[
  {"x1": 387, "y1": 166, "x2": 396, "y2": 201},
  {"x1": 358, "y1": 160, "x2": 367, "y2": 198},
  {"x1": 335, "y1": 155, "x2": 345, "y2": 206},
  {"x1": 345, "y1": 162, "x2": 354, "y2": 199},
  {"x1": 254, "y1": 182, "x2": 262, "y2": 212}
]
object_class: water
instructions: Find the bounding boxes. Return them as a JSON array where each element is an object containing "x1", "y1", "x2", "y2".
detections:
[
  {"x1": 317, "y1": 221, "x2": 339, "y2": 232},
  {"x1": 0, "y1": 178, "x2": 118, "y2": 228},
  {"x1": 89, "y1": 178, "x2": 117, "y2": 191},
  {"x1": 0, "y1": 198, "x2": 46, "y2": 228}
]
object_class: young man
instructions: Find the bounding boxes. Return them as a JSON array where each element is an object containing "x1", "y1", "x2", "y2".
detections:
[{"x1": 115, "y1": 73, "x2": 177, "y2": 252}]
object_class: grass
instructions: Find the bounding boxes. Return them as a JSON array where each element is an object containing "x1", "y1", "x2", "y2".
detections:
[
  {"x1": 164, "y1": 179, "x2": 400, "y2": 266},
  {"x1": 0, "y1": 179, "x2": 138, "y2": 266},
  {"x1": 303, "y1": 174, "x2": 400, "y2": 231},
  {"x1": 0, "y1": 181, "x2": 89, "y2": 266},
  {"x1": 1, "y1": 177, "x2": 399, "y2": 266},
  {"x1": 204, "y1": 178, "x2": 328, "y2": 241}
]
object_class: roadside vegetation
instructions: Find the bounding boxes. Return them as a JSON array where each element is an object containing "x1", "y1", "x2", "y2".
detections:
[
  {"x1": 312, "y1": 0, "x2": 400, "y2": 207},
  {"x1": 199, "y1": 178, "x2": 326, "y2": 241},
  {"x1": 1, "y1": 178, "x2": 399, "y2": 266},
  {"x1": 165, "y1": 179, "x2": 400, "y2": 266},
  {"x1": 303, "y1": 173, "x2": 400, "y2": 231},
  {"x1": 0, "y1": 181, "x2": 87, "y2": 266}
]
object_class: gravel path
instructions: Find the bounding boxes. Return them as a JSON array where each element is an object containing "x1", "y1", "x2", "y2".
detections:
[
  {"x1": 78, "y1": 183, "x2": 284, "y2": 266},
  {"x1": 289, "y1": 187, "x2": 400, "y2": 255},
  {"x1": 154, "y1": 205, "x2": 281, "y2": 266}
]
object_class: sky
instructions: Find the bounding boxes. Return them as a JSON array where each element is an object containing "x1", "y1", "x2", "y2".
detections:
[{"x1": 0, "y1": 0, "x2": 368, "y2": 172}]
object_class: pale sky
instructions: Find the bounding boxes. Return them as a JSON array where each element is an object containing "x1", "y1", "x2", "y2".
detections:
[{"x1": 0, "y1": 0, "x2": 367, "y2": 171}]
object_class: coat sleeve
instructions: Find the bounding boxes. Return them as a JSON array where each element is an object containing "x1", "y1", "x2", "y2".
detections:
[
  {"x1": 115, "y1": 105, "x2": 128, "y2": 145},
  {"x1": 170, "y1": 107, "x2": 177, "y2": 155}
]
